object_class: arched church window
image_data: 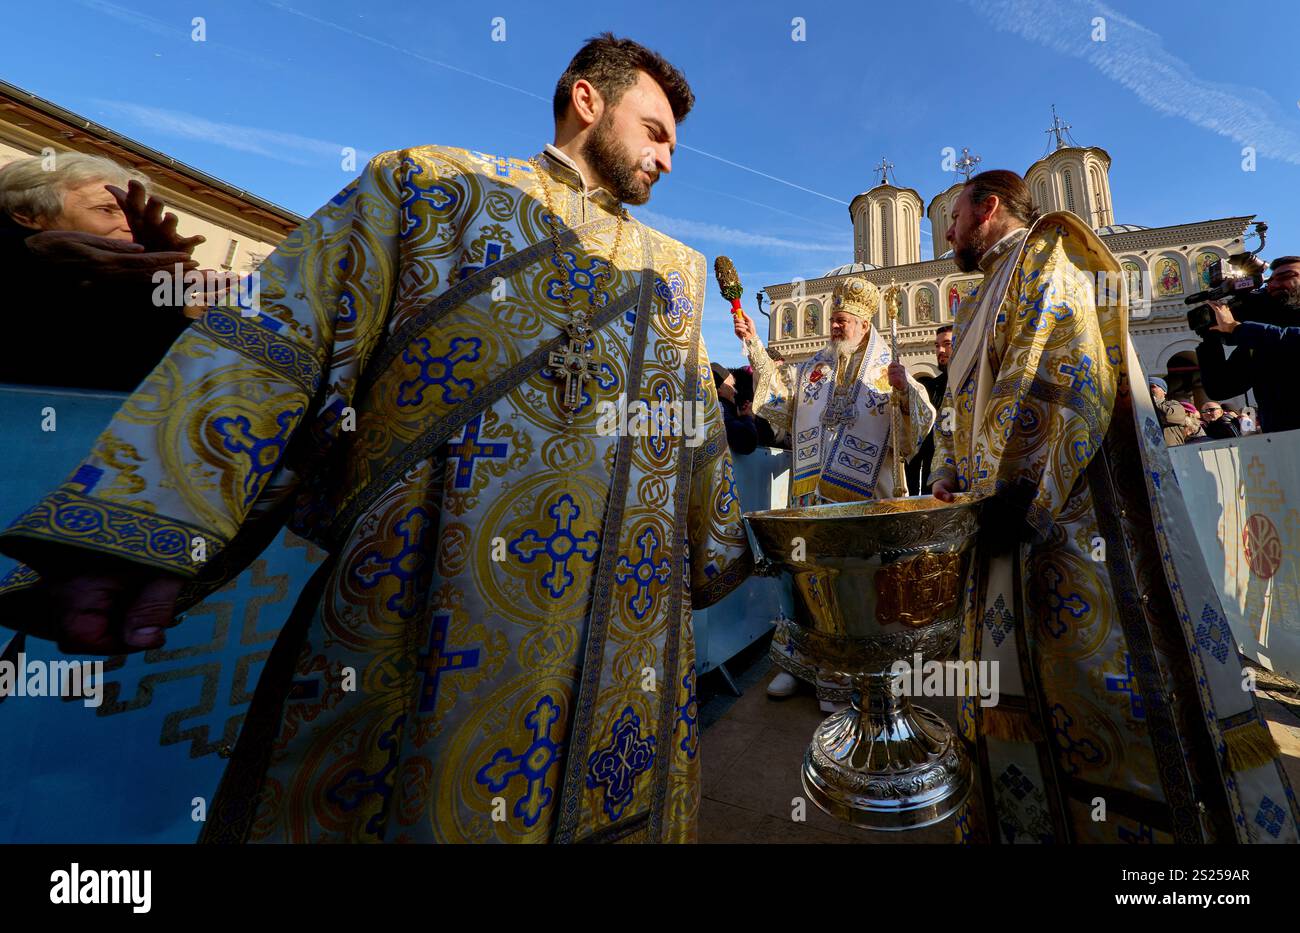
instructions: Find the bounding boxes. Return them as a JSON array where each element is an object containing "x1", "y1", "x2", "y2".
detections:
[
  {"x1": 1063, "y1": 170, "x2": 1076, "y2": 213},
  {"x1": 879, "y1": 203, "x2": 891, "y2": 266}
]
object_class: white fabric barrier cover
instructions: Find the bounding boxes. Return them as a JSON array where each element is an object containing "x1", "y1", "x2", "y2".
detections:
[{"x1": 1169, "y1": 430, "x2": 1300, "y2": 683}]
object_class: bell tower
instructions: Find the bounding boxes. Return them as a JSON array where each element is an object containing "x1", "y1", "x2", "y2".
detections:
[
  {"x1": 1024, "y1": 107, "x2": 1115, "y2": 228},
  {"x1": 849, "y1": 157, "x2": 924, "y2": 268}
]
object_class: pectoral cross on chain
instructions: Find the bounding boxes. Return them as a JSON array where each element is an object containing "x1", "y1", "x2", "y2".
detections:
[{"x1": 548, "y1": 337, "x2": 602, "y2": 425}]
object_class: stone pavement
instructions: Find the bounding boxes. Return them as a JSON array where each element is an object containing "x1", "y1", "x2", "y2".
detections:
[{"x1": 697, "y1": 649, "x2": 1300, "y2": 844}]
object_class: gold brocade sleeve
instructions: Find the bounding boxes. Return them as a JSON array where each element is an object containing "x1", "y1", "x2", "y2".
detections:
[
  {"x1": 975, "y1": 223, "x2": 1124, "y2": 541},
  {"x1": 0, "y1": 149, "x2": 422, "y2": 600},
  {"x1": 688, "y1": 334, "x2": 753, "y2": 610},
  {"x1": 744, "y1": 335, "x2": 799, "y2": 433},
  {"x1": 895, "y1": 371, "x2": 936, "y2": 461},
  {"x1": 928, "y1": 379, "x2": 958, "y2": 490}
]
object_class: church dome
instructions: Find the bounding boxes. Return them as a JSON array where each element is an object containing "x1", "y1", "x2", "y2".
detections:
[
  {"x1": 824, "y1": 261, "x2": 878, "y2": 278},
  {"x1": 1095, "y1": 223, "x2": 1148, "y2": 236}
]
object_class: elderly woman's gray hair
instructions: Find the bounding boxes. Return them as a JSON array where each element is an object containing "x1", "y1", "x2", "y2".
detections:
[{"x1": 0, "y1": 152, "x2": 149, "y2": 224}]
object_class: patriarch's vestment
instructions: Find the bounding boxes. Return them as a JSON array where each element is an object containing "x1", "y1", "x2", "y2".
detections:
[{"x1": 743, "y1": 290, "x2": 934, "y2": 699}]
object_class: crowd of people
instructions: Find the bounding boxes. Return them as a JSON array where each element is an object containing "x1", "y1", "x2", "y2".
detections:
[{"x1": 1148, "y1": 376, "x2": 1257, "y2": 446}]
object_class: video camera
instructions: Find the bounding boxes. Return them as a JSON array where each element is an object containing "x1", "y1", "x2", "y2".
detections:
[{"x1": 1186, "y1": 222, "x2": 1280, "y2": 336}]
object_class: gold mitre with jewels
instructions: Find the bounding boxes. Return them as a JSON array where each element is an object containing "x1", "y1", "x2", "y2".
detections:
[{"x1": 830, "y1": 276, "x2": 880, "y2": 319}]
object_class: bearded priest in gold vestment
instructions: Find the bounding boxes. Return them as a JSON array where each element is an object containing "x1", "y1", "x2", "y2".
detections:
[
  {"x1": 734, "y1": 277, "x2": 935, "y2": 709},
  {"x1": 0, "y1": 35, "x2": 752, "y2": 844},
  {"x1": 931, "y1": 170, "x2": 1296, "y2": 843}
]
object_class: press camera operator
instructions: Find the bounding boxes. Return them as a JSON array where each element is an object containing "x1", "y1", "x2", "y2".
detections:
[{"x1": 1195, "y1": 255, "x2": 1300, "y2": 434}]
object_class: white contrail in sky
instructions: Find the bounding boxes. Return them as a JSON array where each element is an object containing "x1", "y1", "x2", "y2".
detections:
[
  {"x1": 635, "y1": 209, "x2": 848, "y2": 253},
  {"x1": 263, "y1": 1, "x2": 849, "y2": 204},
  {"x1": 94, "y1": 100, "x2": 370, "y2": 167},
  {"x1": 966, "y1": 0, "x2": 1300, "y2": 165}
]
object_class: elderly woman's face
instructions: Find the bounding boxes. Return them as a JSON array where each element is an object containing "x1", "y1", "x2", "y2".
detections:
[{"x1": 40, "y1": 181, "x2": 134, "y2": 240}]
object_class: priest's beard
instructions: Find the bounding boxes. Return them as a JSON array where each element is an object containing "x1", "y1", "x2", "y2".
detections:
[
  {"x1": 831, "y1": 333, "x2": 863, "y2": 367},
  {"x1": 582, "y1": 114, "x2": 656, "y2": 205},
  {"x1": 953, "y1": 225, "x2": 996, "y2": 273}
]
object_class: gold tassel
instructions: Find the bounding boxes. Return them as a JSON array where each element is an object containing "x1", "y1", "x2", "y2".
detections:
[
  {"x1": 791, "y1": 474, "x2": 819, "y2": 500},
  {"x1": 1222, "y1": 721, "x2": 1280, "y2": 772},
  {"x1": 981, "y1": 706, "x2": 1043, "y2": 744}
]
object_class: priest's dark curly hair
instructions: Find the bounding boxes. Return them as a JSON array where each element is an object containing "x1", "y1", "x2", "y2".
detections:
[{"x1": 553, "y1": 33, "x2": 695, "y2": 123}]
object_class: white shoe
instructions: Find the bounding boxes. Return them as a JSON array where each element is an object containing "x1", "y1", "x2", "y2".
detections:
[
  {"x1": 767, "y1": 671, "x2": 798, "y2": 698},
  {"x1": 819, "y1": 699, "x2": 850, "y2": 713}
]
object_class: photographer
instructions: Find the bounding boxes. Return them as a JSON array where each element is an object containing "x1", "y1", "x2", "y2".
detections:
[{"x1": 1196, "y1": 256, "x2": 1300, "y2": 434}]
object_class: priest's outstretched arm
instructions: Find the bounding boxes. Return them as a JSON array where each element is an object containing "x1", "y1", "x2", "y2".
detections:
[
  {"x1": 0, "y1": 150, "x2": 415, "y2": 651},
  {"x1": 893, "y1": 368, "x2": 936, "y2": 460},
  {"x1": 733, "y1": 310, "x2": 798, "y2": 432},
  {"x1": 928, "y1": 380, "x2": 959, "y2": 495},
  {"x1": 687, "y1": 339, "x2": 755, "y2": 608}
]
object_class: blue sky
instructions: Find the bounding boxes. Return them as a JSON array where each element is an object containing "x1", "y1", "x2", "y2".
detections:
[{"x1": 7, "y1": 0, "x2": 1299, "y2": 367}]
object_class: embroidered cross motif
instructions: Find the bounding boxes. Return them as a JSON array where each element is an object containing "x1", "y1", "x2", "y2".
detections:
[
  {"x1": 444, "y1": 414, "x2": 508, "y2": 489},
  {"x1": 397, "y1": 336, "x2": 481, "y2": 407},
  {"x1": 509, "y1": 493, "x2": 601, "y2": 597},
  {"x1": 416, "y1": 613, "x2": 481, "y2": 713},
  {"x1": 1059, "y1": 355, "x2": 1099, "y2": 398},
  {"x1": 586, "y1": 706, "x2": 657, "y2": 822},
  {"x1": 476, "y1": 696, "x2": 563, "y2": 828},
  {"x1": 355, "y1": 507, "x2": 432, "y2": 619},
  {"x1": 1104, "y1": 653, "x2": 1145, "y2": 720},
  {"x1": 614, "y1": 527, "x2": 673, "y2": 620}
]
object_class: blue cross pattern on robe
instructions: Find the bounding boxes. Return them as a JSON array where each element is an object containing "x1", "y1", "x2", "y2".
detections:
[
  {"x1": 472, "y1": 151, "x2": 522, "y2": 178},
  {"x1": 355, "y1": 507, "x2": 431, "y2": 619},
  {"x1": 458, "y1": 241, "x2": 504, "y2": 282},
  {"x1": 546, "y1": 250, "x2": 612, "y2": 309},
  {"x1": 586, "y1": 706, "x2": 657, "y2": 822},
  {"x1": 509, "y1": 493, "x2": 602, "y2": 598},
  {"x1": 1059, "y1": 355, "x2": 1099, "y2": 399},
  {"x1": 324, "y1": 713, "x2": 406, "y2": 838},
  {"x1": 646, "y1": 382, "x2": 676, "y2": 459},
  {"x1": 416, "y1": 613, "x2": 481, "y2": 714},
  {"x1": 213, "y1": 406, "x2": 303, "y2": 507},
  {"x1": 676, "y1": 670, "x2": 699, "y2": 760},
  {"x1": 475, "y1": 695, "x2": 562, "y2": 828},
  {"x1": 1040, "y1": 565, "x2": 1090, "y2": 638},
  {"x1": 398, "y1": 160, "x2": 458, "y2": 238},
  {"x1": 444, "y1": 414, "x2": 508, "y2": 489},
  {"x1": 397, "y1": 336, "x2": 481, "y2": 407},
  {"x1": 1104, "y1": 652, "x2": 1145, "y2": 720},
  {"x1": 1051, "y1": 702, "x2": 1104, "y2": 775},
  {"x1": 614, "y1": 527, "x2": 673, "y2": 620},
  {"x1": 718, "y1": 458, "x2": 738, "y2": 517}
]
